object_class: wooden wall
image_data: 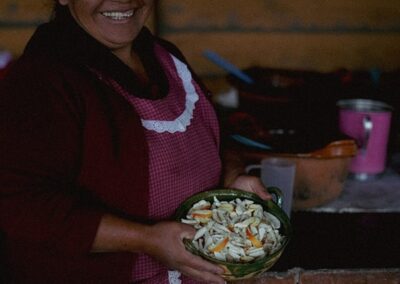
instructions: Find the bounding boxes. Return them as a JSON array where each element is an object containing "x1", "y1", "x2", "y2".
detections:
[
  {"x1": 157, "y1": 0, "x2": 400, "y2": 76},
  {"x1": 1, "y1": 0, "x2": 400, "y2": 77},
  {"x1": 0, "y1": 0, "x2": 51, "y2": 56}
]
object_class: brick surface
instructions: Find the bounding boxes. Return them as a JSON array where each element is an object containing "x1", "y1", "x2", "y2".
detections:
[
  {"x1": 231, "y1": 268, "x2": 299, "y2": 284},
  {"x1": 299, "y1": 269, "x2": 400, "y2": 284},
  {"x1": 230, "y1": 268, "x2": 400, "y2": 284}
]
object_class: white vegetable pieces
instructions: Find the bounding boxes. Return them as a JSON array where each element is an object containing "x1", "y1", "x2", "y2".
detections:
[{"x1": 181, "y1": 197, "x2": 284, "y2": 263}]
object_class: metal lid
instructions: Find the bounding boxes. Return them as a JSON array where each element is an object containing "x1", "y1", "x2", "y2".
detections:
[{"x1": 336, "y1": 99, "x2": 393, "y2": 112}]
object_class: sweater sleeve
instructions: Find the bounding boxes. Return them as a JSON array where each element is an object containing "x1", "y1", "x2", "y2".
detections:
[{"x1": 0, "y1": 57, "x2": 104, "y2": 257}]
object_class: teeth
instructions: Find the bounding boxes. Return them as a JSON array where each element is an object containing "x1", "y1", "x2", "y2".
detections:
[{"x1": 101, "y1": 10, "x2": 134, "y2": 20}]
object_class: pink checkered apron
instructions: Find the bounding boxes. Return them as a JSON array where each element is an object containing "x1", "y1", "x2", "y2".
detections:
[{"x1": 95, "y1": 43, "x2": 222, "y2": 283}]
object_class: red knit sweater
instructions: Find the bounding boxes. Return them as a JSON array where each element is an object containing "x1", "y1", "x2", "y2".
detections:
[{"x1": 0, "y1": 10, "x2": 211, "y2": 283}]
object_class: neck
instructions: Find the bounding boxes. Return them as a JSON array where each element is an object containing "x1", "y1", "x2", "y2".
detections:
[{"x1": 113, "y1": 47, "x2": 149, "y2": 85}]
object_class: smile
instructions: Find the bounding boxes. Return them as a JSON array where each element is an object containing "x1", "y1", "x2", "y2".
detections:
[{"x1": 101, "y1": 10, "x2": 135, "y2": 21}]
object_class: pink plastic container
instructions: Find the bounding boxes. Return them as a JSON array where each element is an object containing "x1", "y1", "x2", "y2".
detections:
[{"x1": 337, "y1": 99, "x2": 392, "y2": 180}]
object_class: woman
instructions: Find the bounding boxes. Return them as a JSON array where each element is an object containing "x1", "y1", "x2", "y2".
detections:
[{"x1": 0, "y1": 0, "x2": 270, "y2": 283}]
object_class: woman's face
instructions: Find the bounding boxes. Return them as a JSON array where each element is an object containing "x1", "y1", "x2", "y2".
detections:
[{"x1": 58, "y1": 0, "x2": 154, "y2": 51}]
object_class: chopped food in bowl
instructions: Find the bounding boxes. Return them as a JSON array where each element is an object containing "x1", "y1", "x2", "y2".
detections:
[
  {"x1": 174, "y1": 188, "x2": 292, "y2": 281},
  {"x1": 182, "y1": 196, "x2": 285, "y2": 263}
]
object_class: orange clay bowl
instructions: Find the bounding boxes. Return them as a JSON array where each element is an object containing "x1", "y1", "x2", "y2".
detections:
[{"x1": 242, "y1": 139, "x2": 358, "y2": 210}]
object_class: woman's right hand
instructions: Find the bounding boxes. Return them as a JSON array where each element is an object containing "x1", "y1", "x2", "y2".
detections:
[
  {"x1": 143, "y1": 221, "x2": 226, "y2": 284},
  {"x1": 92, "y1": 215, "x2": 225, "y2": 283}
]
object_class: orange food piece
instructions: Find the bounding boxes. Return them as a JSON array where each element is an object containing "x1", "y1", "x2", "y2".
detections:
[
  {"x1": 191, "y1": 209, "x2": 212, "y2": 219},
  {"x1": 199, "y1": 205, "x2": 211, "y2": 210},
  {"x1": 210, "y1": 237, "x2": 229, "y2": 253},
  {"x1": 246, "y1": 228, "x2": 263, "y2": 248},
  {"x1": 192, "y1": 212, "x2": 212, "y2": 219}
]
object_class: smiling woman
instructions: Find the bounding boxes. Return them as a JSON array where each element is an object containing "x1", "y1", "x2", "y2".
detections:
[
  {"x1": 56, "y1": 0, "x2": 154, "y2": 68},
  {"x1": 0, "y1": 0, "x2": 271, "y2": 283}
]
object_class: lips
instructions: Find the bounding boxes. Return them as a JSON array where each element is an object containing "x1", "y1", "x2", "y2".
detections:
[{"x1": 101, "y1": 9, "x2": 135, "y2": 20}]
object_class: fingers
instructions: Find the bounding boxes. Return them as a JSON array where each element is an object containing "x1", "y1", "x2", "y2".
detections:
[
  {"x1": 230, "y1": 175, "x2": 272, "y2": 200},
  {"x1": 251, "y1": 178, "x2": 272, "y2": 200},
  {"x1": 171, "y1": 243, "x2": 225, "y2": 283},
  {"x1": 178, "y1": 242, "x2": 225, "y2": 277},
  {"x1": 146, "y1": 222, "x2": 226, "y2": 282},
  {"x1": 183, "y1": 252, "x2": 224, "y2": 275},
  {"x1": 178, "y1": 223, "x2": 197, "y2": 240}
]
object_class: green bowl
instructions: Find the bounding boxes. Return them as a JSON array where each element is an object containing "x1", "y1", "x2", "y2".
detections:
[{"x1": 174, "y1": 187, "x2": 292, "y2": 281}]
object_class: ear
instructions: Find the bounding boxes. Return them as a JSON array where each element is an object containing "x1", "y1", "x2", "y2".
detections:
[{"x1": 58, "y1": 0, "x2": 69, "y2": 5}]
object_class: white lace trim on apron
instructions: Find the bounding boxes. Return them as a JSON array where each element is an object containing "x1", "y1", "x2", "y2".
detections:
[
  {"x1": 140, "y1": 55, "x2": 199, "y2": 133},
  {"x1": 168, "y1": 270, "x2": 182, "y2": 284}
]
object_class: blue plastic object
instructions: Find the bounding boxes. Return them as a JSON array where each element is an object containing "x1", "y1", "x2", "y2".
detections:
[
  {"x1": 203, "y1": 50, "x2": 254, "y2": 84},
  {"x1": 230, "y1": 134, "x2": 272, "y2": 150}
]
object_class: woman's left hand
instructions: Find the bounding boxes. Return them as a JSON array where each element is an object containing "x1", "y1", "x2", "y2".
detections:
[{"x1": 228, "y1": 175, "x2": 272, "y2": 200}]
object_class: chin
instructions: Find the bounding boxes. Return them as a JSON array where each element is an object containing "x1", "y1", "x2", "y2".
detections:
[{"x1": 102, "y1": 34, "x2": 138, "y2": 49}]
